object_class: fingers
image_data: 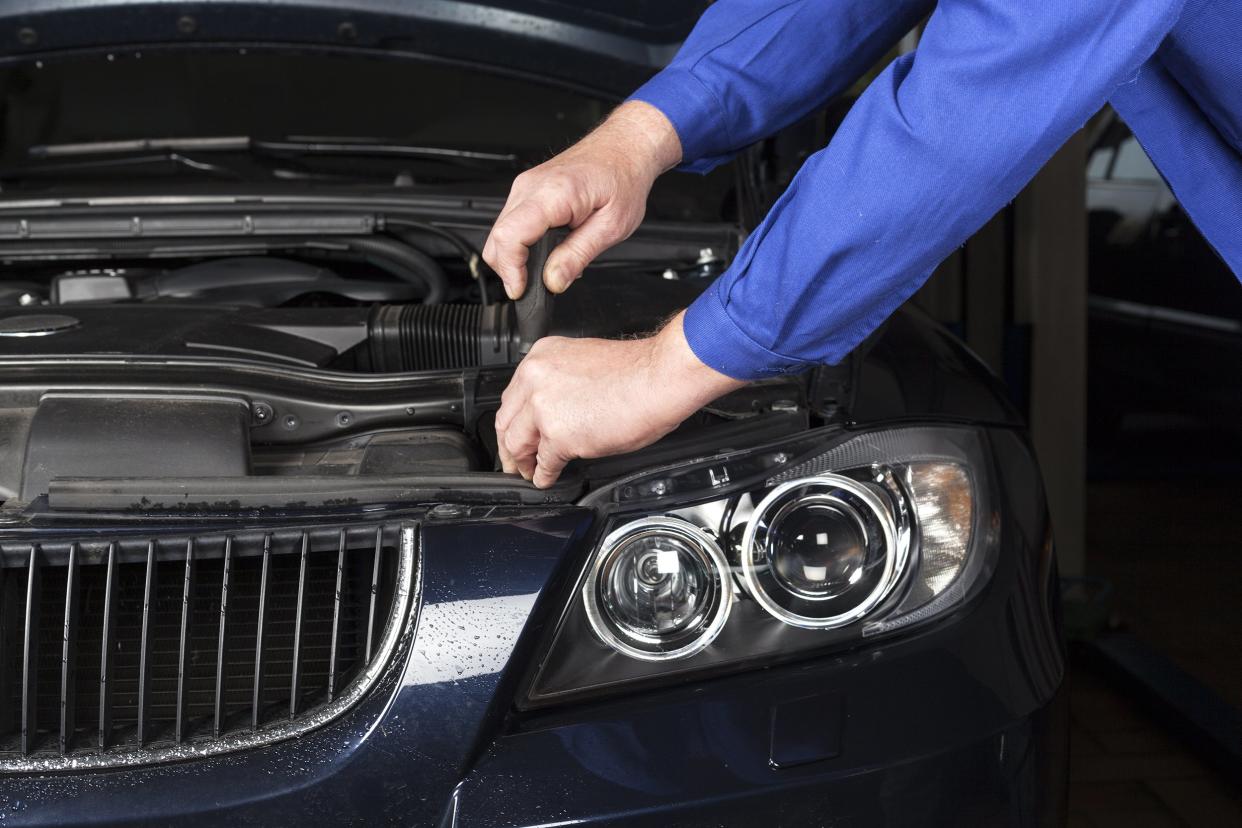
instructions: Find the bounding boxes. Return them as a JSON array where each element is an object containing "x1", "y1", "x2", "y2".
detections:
[
  {"x1": 494, "y1": 379, "x2": 527, "y2": 434},
  {"x1": 496, "y1": 422, "x2": 516, "y2": 474},
  {"x1": 483, "y1": 189, "x2": 576, "y2": 300},
  {"x1": 499, "y1": 405, "x2": 540, "y2": 481},
  {"x1": 482, "y1": 201, "x2": 539, "y2": 300},
  {"x1": 544, "y1": 210, "x2": 626, "y2": 293},
  {"x1": 499, "y1": 416, "x2": 569, "y2": 488},
  {"x1": 532, "y1": 449, "x2": 568, "y2": 489}
]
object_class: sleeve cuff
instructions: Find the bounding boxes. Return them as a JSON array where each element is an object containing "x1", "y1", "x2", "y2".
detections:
[
  {"x1": 628, "y1": 67, "x2": 732, "y2": 175},
  {"x1": 683, "y1": 282, "x2": 818, "y2": 381}
]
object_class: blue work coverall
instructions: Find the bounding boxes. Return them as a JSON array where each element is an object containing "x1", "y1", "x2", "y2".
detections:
[{"x1": 630, "y1": 0, "x2": 1242, "y2": 379}]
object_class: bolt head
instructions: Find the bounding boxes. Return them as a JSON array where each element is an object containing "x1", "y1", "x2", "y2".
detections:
[{"x1": 251, "y1": 402, "x2": 273, "y2": 424}]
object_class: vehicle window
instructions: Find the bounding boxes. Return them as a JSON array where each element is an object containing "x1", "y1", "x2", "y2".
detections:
[
  {"x1": 1111, "y1": 136, "x2": 1161, "y2": 182},
  {"x1": 1086, "y1": 146, "x2": 1114, "y2": 180}
]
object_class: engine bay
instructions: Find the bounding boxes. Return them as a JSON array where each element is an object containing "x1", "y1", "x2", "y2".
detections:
[
  {"x1": 0, "y1": 226, "x2": 712, "y2": 372},
  {"x1": 0, "y1": 202, "x2": 821, "y2": 510}
]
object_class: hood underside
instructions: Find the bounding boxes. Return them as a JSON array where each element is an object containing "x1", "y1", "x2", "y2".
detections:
[{"x1": 0, "y1": 0, "x2": 708, "y2": 95}]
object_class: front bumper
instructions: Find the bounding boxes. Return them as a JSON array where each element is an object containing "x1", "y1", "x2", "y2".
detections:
[{"x1": 0, "y1": 430, "x2": 1066, "y2": 826}]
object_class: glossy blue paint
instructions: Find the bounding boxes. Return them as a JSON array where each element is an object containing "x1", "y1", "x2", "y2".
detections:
[
  {"x1": 0, "y1": 512, "x2": 594, "y2": 826},
  {"x1": 0, "y1": 429, "x2": 1065, "y2": 826},
  {"x1": 452, "y1": 431, "x2": 1066, "y2": 826},
  {"x1": 0, "y1": 1, "x2": 709, "y2": 95}
]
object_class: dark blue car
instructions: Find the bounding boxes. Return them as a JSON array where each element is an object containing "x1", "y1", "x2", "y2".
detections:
[{"x1": 0, "y1": 2, "x2": 1066, "y2": 824}]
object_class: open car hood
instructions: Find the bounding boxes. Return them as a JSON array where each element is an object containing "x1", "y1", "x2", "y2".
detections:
[{"x1": 0, "y1": 0, "x2": 707, "y2": 95}]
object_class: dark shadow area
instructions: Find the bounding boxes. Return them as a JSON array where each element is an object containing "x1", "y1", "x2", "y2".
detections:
[
  {"x1": 1075, "y1": 111, "x2": 1242, "y2": 826},
  {"x1": 1068, "y1": 655, "x2": 1242, "y2": 827}
]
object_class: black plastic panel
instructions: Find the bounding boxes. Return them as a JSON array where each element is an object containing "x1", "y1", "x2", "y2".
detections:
[{"x1": 20, "y1": 395, "x2": 251, "y2": 500}]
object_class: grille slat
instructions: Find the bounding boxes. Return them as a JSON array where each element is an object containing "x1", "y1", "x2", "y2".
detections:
[
  {"x1": 21, "y1": 545, "x2": 41, "y2": 756},
  {"x1": 137, "y1": 541, "x2": 158, "y2": 747},
  {"x1": 213, "y1": 537, "x2": 232, "y2": 739},
  {"x1": 0, "y1": 524, "x2": 407, "y2": 768},
  {"x1": 328, "y1": 529, "x2": 346, "y2": 701},
  {"x1": 252, "y1": 535, "x2": 271, "y2": 732},
  {"x1": 289, "y1": 533, "x2": 309, "y2": 719},
  {"x1": 99, "y1": 542, "x2": 118, "y2": 750},
  {"x1": 0, "y1": 566, "x2": 12, "y2": 738},
  {"x1": 366, "y1": 527, "x2": 382, "y2": 661},
  {"x1": 58, "y1": 543, "x2": 80, "y2": 755},
  {"x1": 175, "y1": 539, "x2": 195, "y2": 745}
]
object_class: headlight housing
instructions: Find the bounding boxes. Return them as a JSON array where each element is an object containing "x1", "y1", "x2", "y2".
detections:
[{"x1": 524, "y1": 425, "x2": 997, "y2": 707}]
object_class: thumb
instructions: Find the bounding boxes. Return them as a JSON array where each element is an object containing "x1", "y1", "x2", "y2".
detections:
[
  {"x1": 532, "y1": 448, "x2": 569, "y2": 489},
  {"x1": 544, "y1": 210, "x2": 628, "y2": 293}
]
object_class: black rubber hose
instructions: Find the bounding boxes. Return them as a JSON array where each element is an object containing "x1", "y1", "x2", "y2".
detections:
[
  {"x1": 385, "y1": 218, "x2": 491, "y2": 306},
  {"x1": 346, "y1": 235, "x2": 448, "y2": 305}
]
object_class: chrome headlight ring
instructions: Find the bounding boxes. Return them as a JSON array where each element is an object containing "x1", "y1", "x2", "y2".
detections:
[
  {"x1": 740, "y1": 473, "x2": 906, "y2": 629},
  {"x1": 582, "y1": 516, "x2": 734, "y2": 662}
]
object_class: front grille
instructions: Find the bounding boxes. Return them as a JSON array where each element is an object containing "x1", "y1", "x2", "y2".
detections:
[{"x1": 0, "y1": 522, "x2": 415, "y2": 770}]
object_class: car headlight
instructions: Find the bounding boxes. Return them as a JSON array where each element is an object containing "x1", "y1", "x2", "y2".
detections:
[
  {"x1": 584, "y1": 516, "x2": 733, "y2": 661},
  {"x1": 523, "y1": 426, "x2": 997, "y2": 707}
]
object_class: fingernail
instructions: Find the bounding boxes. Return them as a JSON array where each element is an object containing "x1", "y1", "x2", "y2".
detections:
[
  {"x1": 546, "y1": 265, "x2": 565, "y2": 293},
  {"x1": 504, "y1": 280, "x2": 519, "y2": 300}
]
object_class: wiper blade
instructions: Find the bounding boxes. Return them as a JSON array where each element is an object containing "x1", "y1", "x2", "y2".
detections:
[{"x1": 28, "y1": 135, "x2": 518, "y2": 165}]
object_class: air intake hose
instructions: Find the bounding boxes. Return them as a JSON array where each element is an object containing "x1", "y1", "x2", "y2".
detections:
[
  {"x1": 366, "y1": 303, "x2": 521, "y2": 372},
  {"x1": 366, "y1": 235, "x2": 558, "y2": 372}
]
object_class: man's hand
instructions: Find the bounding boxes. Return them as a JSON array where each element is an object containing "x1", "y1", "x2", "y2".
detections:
[
  {"x1": 496, "y1": 312, "x2": 745, "y2": 488},
  {"x1": 482, "y1": 101, "x2": 682, "y2": 298}
]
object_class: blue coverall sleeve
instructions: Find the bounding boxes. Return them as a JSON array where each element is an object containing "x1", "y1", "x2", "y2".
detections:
[
  {"x1": 633, "y1": 0, "x2": 1186, "y2": 379},
  {"x1": 630, "y1": 0, "x2": 936, "y2": 173}
]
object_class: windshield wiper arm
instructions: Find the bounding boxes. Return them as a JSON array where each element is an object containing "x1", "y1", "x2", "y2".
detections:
[
  {"x1": 254, "y1": 137, "x2": 517, "y2": 164},
  {"x1": 28, "y1": 135, "x2": 518, "y2": 165},
  {"x1": 28, "y1": 136, "x2": 252, "y2": 158},
  {"x1": 1, "y1": 151, "x2": 244, "y2": 182}
]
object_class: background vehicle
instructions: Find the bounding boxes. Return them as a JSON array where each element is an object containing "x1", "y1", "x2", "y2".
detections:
[
  {"x1": 0, "y1": 2, "x2": 1066, "y2": 824},
  {"x1": 1086, "y1": 111, "x2": 1242, "y2": 454}
]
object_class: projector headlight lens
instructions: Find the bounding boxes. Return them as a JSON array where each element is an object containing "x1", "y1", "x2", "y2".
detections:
[
  {"x1": 583, "y1": 516, "x2": 732, "y2": 661},
  {"x1": 742, "y1": 474, "x2": 903, "y2": 628}
]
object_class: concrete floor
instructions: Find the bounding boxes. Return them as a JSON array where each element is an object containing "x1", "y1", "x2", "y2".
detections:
[{"x1": 1067, "y1": 479, "x2": 1242, "y2": 826}]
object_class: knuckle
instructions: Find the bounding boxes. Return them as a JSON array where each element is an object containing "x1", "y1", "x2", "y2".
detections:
[
  {"x1": 522, "y1": 358, "x2": 551, "y2": 382},
  {"x1": 540, "y1": 172, "x2": 573, "y2": 196},
  {"x1": 560, "y1": 240, "x2": 591, "y2": 268},
  {"x1": 511, "y1": 169, "x2": 537, "y2": 191},
  {"x1": 539, "y1": 178, "x2": 581, "y2": 214},
  {"x1": 490, "y1": 222, "x2": 518, "y2": 248}
]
